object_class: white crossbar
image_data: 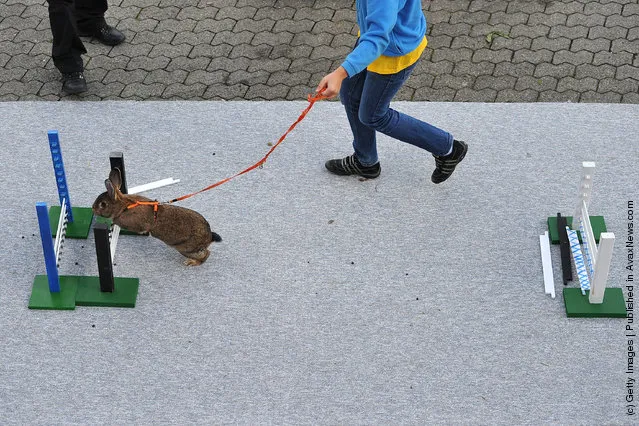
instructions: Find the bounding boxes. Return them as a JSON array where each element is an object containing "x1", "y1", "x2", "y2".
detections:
[
  {"x1": 107, "y1": 177, "x2": 177, "y2": 262},
  {"x1": 590, "y1": 232, "x2": 615, "y2": 304},
  {"x1": 129, "y1": 178, "x2": 180, "y2": 195},
  {"x1": 54, "y1": 199, "x2": 68, "y2": 266},
  {"x1": 539, "y1": 231, "x2": 555, "y2": 298}
]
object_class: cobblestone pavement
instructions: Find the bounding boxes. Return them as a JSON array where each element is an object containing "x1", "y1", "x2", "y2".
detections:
[{"x1": 0, "y1": 0, "x2": 638, "y2": 102}]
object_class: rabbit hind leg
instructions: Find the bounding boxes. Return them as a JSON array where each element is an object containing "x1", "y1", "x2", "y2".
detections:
[{"x1": 181, "y1": 248, "x2": 210, "y2": 266}]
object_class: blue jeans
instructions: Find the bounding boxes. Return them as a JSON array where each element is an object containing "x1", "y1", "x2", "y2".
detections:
[{"x1": 339, "y1": 62, "x2": 454, "y2": 166}]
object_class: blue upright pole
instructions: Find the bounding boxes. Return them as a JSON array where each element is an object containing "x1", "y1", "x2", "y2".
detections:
[
  {"x1": 47, "y1": 130, "x2": 74, "y2": 223},
  {"x1": 36, "y1": 202, "x2": 60, "y2": 292}
]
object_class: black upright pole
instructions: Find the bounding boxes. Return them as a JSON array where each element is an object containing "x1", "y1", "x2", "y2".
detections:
[
  {"x1": 93, "y1": 222, "x2": 114, "y2": 293},
  {"x1": 557, "y1": 213, "x2": 572, "y2": 285},
  {"x1": 109, "y1": 151, "x2": 128, "y2": 194}
]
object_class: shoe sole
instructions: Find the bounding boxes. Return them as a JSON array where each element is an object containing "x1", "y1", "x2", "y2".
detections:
[
  {"x1": 62, "y1": 86, "x2": 87, "y2": 95},
  {"x1": 325, "y1": 168, "x2": 380, "y2": 179}
]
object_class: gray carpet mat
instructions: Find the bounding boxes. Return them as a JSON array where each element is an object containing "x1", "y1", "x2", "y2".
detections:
[{"x1": 0, "y1": 101, "x2": 637, "y2": 424}]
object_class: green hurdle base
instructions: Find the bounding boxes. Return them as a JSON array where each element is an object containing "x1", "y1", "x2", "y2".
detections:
[
  {"x1": 563, "y1": 288, "x2": 626, "y2": 318},
  {"x1": 29, "y1": 275, "x2": 139, "y2": 310},
  {"x1": 49, "y1": 206, "x2": 94, "y2": 239},
  {"x1": 547, "y1": 215, "x2": 606, "y2": 245},
  {"x1": 94, "y1": 216, "x2": 148, "y2": 236}
]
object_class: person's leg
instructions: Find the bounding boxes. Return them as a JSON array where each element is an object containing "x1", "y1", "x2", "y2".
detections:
[
  {"x1": 76, "y1": 0, "x2": 125, "y2": 46},
  {"x1": 74, "y1": 0, "x2": 107, "y2": 33},
  {"x1": 358, "y1": 63, "x2": 453, "y2": 157},
  {"x1": 359, "y1": 63, "x2": 468, "y2": 183},
  {"x1": 324, "y1": 69, "x2": 382, "y2": 179},
  {"x1": 46, "y1": 0, "x2": 86, "y2": 74},
  {"x1": 340, "y1": 69, "x2": 378, "y2": 166}
]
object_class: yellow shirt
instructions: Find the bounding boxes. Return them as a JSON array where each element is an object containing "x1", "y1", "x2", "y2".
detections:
[{"x1": 367, "y1": 36, "x2": 428, "y2": 74}]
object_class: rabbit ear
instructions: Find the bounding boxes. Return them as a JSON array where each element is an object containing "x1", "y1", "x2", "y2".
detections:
[
  {"x1": 109, "y1": 168, "x2": 123, "y2": 190},
  {"x1": 105, "y1": 179, "x2": 118, "y2": 200}
]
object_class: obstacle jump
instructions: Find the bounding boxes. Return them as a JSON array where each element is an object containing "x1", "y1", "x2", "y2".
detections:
[
  {"x1": 541, "y1": 162, "x2": 625, "y2": 318},
  {"x1": 30, "y1": 133, "x2": 140, "y2": 310}
]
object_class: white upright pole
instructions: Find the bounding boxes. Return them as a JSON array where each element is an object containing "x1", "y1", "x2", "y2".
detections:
[
  {"x1": 589, "y1": 232, "x2": 615, "y2": 304},
  {"x1": 572, "y1": 162, "x2": 595, "y2": 230},
  {"x1": 579, "y1": 200, "x2": 598, "y2": 279}
]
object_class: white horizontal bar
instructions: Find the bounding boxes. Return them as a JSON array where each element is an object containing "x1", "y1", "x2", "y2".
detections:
[
  {"x1": 129, "y1": 178, "x2": 180, "y2": 195},
  {"x1": 539, "y1": 232, "x2": 555, "y2": 299}
]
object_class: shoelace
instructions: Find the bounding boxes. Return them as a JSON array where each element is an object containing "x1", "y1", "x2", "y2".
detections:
[
  {"x1": 434, "y1": 151, "x2": 457, "y2": 171},
  {"x1": 341, "y1": 155, "x2": 363, "y2": 175}
]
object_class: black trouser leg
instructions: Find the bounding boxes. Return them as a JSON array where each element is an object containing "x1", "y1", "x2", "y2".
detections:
[
  {"x1": 46, "y1": 0, "x2": 86, "y2": 73},
  {"x1": 75, "y1": 0, "x2": 108, "y2": 33}
]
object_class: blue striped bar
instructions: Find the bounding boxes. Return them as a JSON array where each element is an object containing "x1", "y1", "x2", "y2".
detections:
[{"x1": 567, "y1": 227, "x2": 590, "y2": 294}]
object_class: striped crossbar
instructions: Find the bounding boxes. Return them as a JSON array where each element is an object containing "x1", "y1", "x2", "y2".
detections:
[{"x1": 567, "y1": 227, "x2": 590, "y2": 294}]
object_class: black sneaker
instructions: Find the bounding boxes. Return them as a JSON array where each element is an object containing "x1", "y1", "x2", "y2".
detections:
[
  {"x1": 325, "y1": 154, "x2": 381, "y2": 179},
  {"x1": 431, "y1": 140, "x2": 468, "y2": 184},
  {"x1": 80, "y1": 23, "x2": 125, "y2": 46},
  {"x1": 61, "y1": 72, "x2": 87, "y2": 94}
]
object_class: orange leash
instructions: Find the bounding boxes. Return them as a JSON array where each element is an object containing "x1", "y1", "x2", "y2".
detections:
[
  {"x1": 167, "y1": 90, "x2": 329, "y2": 204},
  {"x1": 127, "y1": 90, "x2": 329, "y2": 211}
]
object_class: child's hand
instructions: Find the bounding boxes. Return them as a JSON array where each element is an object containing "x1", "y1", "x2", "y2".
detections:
[{"x1": 316, "y1": 66, "x2": 348, "y2": 98}]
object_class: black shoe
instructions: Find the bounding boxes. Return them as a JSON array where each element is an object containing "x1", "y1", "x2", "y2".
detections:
[
  {"x1": 61, "y1": 72, "x2": 87, "y2": 94},
  {"x1": 431, "y1": 140, "x2": 468, "y2": 184},
  {"x1": 80, "y1": 23, "x2": 125, "y2": 46},
  {"x1": 325, "y1": 154, "x2": 381, "y2": 179}
]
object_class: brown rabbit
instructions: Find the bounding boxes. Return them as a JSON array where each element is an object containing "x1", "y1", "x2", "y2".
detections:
[{"x1": 92, "y1": 168, "x2": 222, "y2": 266}]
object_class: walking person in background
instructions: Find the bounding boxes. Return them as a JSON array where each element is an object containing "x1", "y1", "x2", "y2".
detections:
[
  {"x1": 316, "y1": 0, "x2": 468, "y2": 183},
  {"x1": 46, "y1": 0, "x2": 126, "y2": 94}
]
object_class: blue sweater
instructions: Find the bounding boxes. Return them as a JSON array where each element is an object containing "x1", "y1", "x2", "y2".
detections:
[{"x1": 341, "y1": 0, "x2": 427, "y2": 77}]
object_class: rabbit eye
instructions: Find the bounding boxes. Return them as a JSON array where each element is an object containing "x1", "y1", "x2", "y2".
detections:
[{"x1": 100, "y1": 202, "x2": 107, "y2": 209}]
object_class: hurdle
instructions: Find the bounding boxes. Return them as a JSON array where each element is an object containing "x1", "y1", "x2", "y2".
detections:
[
  {"x1": 30, "y1": 145, "x2": 181, "y2": 310},
  {"x1": 30, "y1": 197, "x2": 139, "y2": 310},
  {"x1": 545, "y1": 162, "x2": 625, "y2": 317},
  {"x1": 29, "y1": 215, "x2": 140, "y2": 310},
  {"x1": 29, "y1": 134, "x2": 139, "y2": 310},
  {"x1": 29, "y1": 203, "x2": 139, "y2": 310}
]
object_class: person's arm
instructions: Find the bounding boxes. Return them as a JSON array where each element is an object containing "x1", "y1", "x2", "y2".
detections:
[
  {"x1": 315, "y1": 1, "x2": 400, "y2": 98},
  {"x1": 342, "y1": 2, "x2": 399, "y2": 77}
]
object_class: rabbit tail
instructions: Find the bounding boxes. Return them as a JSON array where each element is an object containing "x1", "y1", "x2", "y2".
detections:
[{"x1": 211, "y1": 232, "x2": 222, "y2": 243}]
